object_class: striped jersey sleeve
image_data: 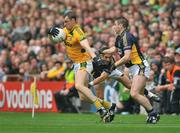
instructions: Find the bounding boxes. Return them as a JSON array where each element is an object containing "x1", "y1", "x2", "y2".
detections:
[{"x1": 75, "y1": 27, "x2": 86, "y2": 42}]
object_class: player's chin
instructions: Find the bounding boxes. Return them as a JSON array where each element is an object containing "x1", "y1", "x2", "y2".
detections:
[{"x1": 66, "y1": 26, "x2": 72, "y2": 31}]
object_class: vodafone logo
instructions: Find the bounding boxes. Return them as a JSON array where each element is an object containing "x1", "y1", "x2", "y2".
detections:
[{"x1": 0, "y1": 83, "x2": 53, "y2": 109}]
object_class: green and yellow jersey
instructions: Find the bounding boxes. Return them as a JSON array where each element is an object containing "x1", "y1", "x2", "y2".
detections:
[{"x1": 63, "y1": 25, "x2": 91, "y2": 63}]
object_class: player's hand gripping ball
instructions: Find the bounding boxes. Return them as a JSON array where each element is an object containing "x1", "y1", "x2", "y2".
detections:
[{"x1": 48, "y1": 27, "x2": 66, "y2": 43}]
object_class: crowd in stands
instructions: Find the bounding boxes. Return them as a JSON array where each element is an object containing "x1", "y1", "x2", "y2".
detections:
[{"x1": 0, "y1": 0, "x2": 179, "y2": 114}]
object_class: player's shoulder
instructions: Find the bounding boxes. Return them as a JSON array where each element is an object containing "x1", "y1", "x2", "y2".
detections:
[
  {"x1": 73, "y1": 25, "x2": 85, "y2": 35},
  {"x1": 125, "y1": 31, "x2": 137, "y2": 42},
  {"x1": 125, "y1": 31, "x2": 134, "y2": 38}
]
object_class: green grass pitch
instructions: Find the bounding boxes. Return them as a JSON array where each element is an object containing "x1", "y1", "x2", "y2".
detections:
[{"x1": 0, "y1": 112, "x2": 180, "y2": 133}]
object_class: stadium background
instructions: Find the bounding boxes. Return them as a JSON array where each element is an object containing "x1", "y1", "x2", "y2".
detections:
[{"x1": 0, "y1": 0, "x2": 180, "y2": 132}]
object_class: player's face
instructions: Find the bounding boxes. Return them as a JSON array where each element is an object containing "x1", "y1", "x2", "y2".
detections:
[
  {"x1": 102, "y1": 53, "x2": 111, "y2": 62},
  {"x1": 55, "y1": 63, "x2": 62, "y2": 69},
  {"x1": 64, "y1": 16, "x2": 74, "y2": 30},
  {"x1": 112, "y1": 21, "x2": 122, "y2": 34},
  {"x1": 175, "y1": 53, "x2": 180, "y2": 63},
  {"x1": 66, "y1": 62, "x2": 72, "y2": 68},
  {"x1": 164, "y1": 62, "x2": 173, "y2": 71}
]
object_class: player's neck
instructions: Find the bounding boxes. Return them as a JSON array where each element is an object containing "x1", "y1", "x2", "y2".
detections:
[
  {"x1": 119, "y1": 28, "x2": 126, "y2": 36},
  {"x1": 69, "y1": 23, "x2": 77, "y2": 32}
]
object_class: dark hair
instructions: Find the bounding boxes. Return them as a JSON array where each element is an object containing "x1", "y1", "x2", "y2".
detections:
[
  {"x1": 64, "y1": 10, "x2": 76, "y2": 20},
  {"x1": 116, "y1": 17, "x2": 129, "y2": 29},
  {"x1": 55, "y1": 61, "x2": 63, "y2": 65},
  {"x1": 163, "y1": 56, "x2": 175, "y2": 64}
]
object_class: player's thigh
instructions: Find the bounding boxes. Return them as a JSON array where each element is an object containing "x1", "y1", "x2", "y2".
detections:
[
  {"x1": 110, "y1": 69, "x2": 132, "y2": 89},
  {"x1": 131, "y1": 75, "x2": 146, "y2": 94},
  {"x1": 74, "y1": 61, "x2": 93, "y2": 87},
  {"x1": 129, "y1": 64, "x2": 149, "y2": 93},
  {"x1": 116, "y1": 74, "x2": 132, "y2": 89},
  {"x1": 75, "y1": 69, "x2": 89, "y2": 87}
]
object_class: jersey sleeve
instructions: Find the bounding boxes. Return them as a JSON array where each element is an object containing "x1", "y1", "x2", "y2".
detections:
[
  {"x1": 75, "y1": 27, "x2": 86, "y2": 42},
  {"x1": 123, "y1": 33, "x2": 133, "y2": 51}
]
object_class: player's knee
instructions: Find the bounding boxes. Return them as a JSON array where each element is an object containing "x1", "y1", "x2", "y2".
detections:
[
  {"x1": 130, "y1": 90, "x2": 139, "y2": 99},
  {"x1": 127, "y1": 84, "x2": 131, "y2": 89},
  {"x1": 79, "y1": 94, "x2": 86, "y2": 101}
]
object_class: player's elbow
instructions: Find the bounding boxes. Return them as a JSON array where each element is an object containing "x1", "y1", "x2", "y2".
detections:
[
  {"x1": 111, "y1": 47, "x2": 117, "y2": 53},
  {"x1": 124, "y1": 55, "x2": 131, "y2": 63}
]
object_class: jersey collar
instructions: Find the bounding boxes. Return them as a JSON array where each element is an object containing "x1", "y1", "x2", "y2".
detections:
[{"x1": 69, "y1": 24, "x2": 79, "y2": 33}]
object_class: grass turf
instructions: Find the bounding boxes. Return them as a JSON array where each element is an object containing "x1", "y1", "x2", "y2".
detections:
[{"x1": 0, "y1": 112, "x2": 180, "y2": 133}]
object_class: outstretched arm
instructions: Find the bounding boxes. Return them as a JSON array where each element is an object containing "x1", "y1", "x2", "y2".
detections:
[
  {"x1": 80, "y1": 39, "x2": 96, "y2": 58},
  {"x1": 89, "y1": 72, "x2": 109, "y2": 86},
  {"x1": 103, "y1": 46, "x2": 117, "y2": 54},
  {"x1": 114, "y1": 50, "x2": 131, "y2": 67}
]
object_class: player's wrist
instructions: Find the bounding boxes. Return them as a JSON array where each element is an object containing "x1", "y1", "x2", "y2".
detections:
[
  {"x1": 112, "y1": 64, "x2": 116, "y2": 70},
  {"x1": 89, "y1": 81, "x2": 94, "y2": 86}
]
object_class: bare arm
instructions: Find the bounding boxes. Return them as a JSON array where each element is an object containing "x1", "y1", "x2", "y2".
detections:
[
  {"x1": 103, "y1": 46, "x2": 117, "y2": 54},
  {"x1": 115, "y1": 50, "x2": 131, "y2": 67},
  {"x1": 90, "y1": 72, "x2": 109, "y2": 86},
  {"x1": 155, "y1": 84, "x2": 175, "y2": 92},
  {"x1": 80, "y1": 39, "x2": 96, "y2": 58}
]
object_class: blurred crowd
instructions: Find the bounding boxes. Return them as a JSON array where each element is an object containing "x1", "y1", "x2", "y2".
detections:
[{"x1": 0, "y1": 0, "x2": 179, "y2": 114}]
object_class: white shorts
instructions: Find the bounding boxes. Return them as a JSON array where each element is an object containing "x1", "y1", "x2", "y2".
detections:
[
  {"x1": 73, "y1": 61, "x2": 93, "y2": 74},
  {"x1": 128, "y1": 60, "x2": 150, "y2": 79},
  {"x1": 109, "y1": 69, "x2": 124, "y2": 79}
]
